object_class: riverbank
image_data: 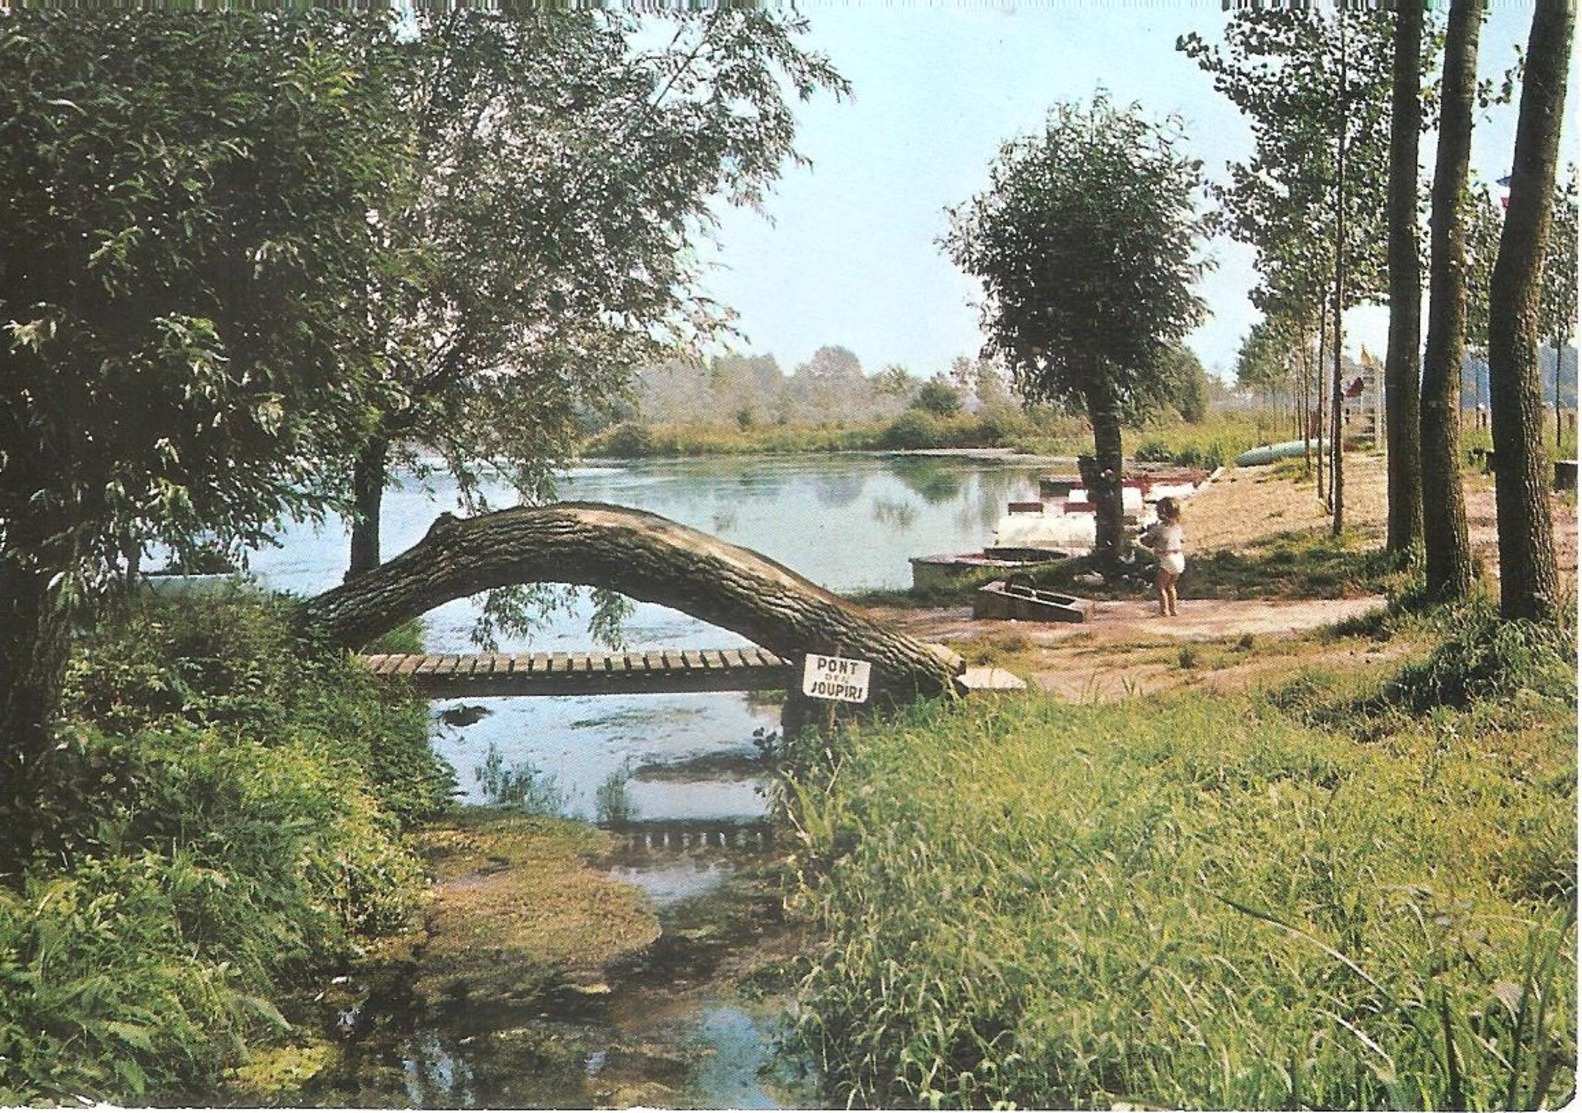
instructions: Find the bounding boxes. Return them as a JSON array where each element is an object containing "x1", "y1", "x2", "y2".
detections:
[{"x1": 302, "y1": 809, "x2": 816, "y2": 1108}]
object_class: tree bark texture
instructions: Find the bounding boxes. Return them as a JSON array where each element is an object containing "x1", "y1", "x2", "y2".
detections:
[
  {"x1": 1487, "y1": 0, "x2": 1571, "y2": 622},
  {"x1": 301, "y1": 502, "x2": 962, "y2": 707},
  {"x1": 347, "y1": 434, "x2": 389, "y2": 579},
  {"x1": 1385, "y1": 0, "x2": 1425, "y2": 556},
  {"x1": 1331, "y1": 12, "x2": 1348, "y2": 538},
  {"x1": 0, "y1": 521, "x2": 77, "y2": 878},
  {"x1": 1081, "y1": 382, "x2": 1127, "y2": 572},
  {"x1": 1420, "y1": 0, "x2": 1480, "y2": 602}
]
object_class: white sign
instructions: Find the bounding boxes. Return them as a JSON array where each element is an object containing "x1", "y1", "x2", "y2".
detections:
[{"x1": 801, "y1": 654, "x2": 872, "y2": 704}]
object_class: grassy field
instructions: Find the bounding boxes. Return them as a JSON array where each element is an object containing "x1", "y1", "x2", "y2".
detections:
[{"x1": 781, "y1": 600, "x2": 1577, "y2": 1110}]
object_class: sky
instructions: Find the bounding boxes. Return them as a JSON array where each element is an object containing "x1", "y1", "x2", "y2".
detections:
[{"x1": 694, "y1": 1, "x2": 1578, "y2": 383}]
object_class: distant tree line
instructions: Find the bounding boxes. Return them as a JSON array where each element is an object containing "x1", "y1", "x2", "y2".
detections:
[{"x1": 605, "y1": 342, "x2": 1216, "y2": 442}]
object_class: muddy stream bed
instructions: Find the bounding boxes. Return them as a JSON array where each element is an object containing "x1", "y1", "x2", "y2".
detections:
[{"x1": 300, "y1": 698, "x2": 819, "y2": 1110}]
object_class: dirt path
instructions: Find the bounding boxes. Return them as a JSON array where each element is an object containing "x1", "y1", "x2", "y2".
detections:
[{"x1": 868, "y1": 452, "x2": 1576, "y2": 702}]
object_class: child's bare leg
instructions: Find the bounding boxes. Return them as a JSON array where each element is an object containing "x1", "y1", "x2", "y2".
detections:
[{"x1": 1155, "y1": 574, "x2": 1169, "y2": 615}]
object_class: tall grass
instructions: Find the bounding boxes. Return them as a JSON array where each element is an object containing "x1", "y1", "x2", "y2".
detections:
[{"x1": 783, "y1": 683, "x2": 1575, "y2": 1109}]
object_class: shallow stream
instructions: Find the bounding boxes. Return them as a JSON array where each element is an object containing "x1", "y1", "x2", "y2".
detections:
[{"x1": 245, "y1": 453, "x2": 1047, "y2": 1107}]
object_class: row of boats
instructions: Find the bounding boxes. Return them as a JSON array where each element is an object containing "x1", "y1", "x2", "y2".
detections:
[{"x1": 910, "y1": 464, "x2": 1214, "y2": 622}]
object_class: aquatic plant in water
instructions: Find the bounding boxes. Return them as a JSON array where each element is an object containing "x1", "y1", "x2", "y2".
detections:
[
  {"x1": 595, "y1": 765, "x2": 638, "y2": 824},
  {"x1": 474, "y1": 743, "x2": 566, "y2": 814}
]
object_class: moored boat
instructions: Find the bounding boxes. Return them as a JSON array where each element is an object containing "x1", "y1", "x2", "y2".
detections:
[{"x1": 973, "y1": 575, "x2": 1092, "y2": 623}]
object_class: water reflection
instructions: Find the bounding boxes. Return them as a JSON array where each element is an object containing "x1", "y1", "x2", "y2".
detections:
[
  {"x1": 886, "y1": 456, "x2": 964, "y2": 504},
  {"x1": 250, "y1": 453, "x2": 1049, "y2": 1109}
]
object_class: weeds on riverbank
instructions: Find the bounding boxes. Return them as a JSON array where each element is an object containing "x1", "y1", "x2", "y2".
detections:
[
  {"x1": 0, "y1": 593, "x2": 450, "y2": 1105},
  {"x1": 782, "y1": 609, "x2": 1576, "y2": 1108},
  {"x1": 583, "y1": 410, "x2": 1268, "y2": 462}
]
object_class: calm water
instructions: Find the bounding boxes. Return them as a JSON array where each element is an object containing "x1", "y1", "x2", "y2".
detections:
[
  {"x1": 249, "y1": 452, "x2": 1045, "y2": 1109},
  {"x1": 249, "y1": 453, "x2": 1042, "y2": 815}
]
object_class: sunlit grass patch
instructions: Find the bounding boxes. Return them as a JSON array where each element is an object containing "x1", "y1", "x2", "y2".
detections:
[{"x1": 784, "y1": 684, "x2": 1576, "y2": 1110}]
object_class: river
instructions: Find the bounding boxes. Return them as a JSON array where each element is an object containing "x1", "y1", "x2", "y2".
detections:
[{"x1": 246, "y1": 452, "x2": 1048, "y2": 1108}]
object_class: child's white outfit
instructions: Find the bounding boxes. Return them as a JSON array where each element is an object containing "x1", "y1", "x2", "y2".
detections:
[{"x1": 1145, "y1": 521, "x2": 1186, "y2": 575}]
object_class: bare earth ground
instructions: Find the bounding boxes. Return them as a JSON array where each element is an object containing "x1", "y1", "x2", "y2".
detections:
[{"x1": 871, "y1": 452, "x2": 1578, "y2": 701}]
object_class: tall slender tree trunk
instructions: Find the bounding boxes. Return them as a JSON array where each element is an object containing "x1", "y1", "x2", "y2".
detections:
[
  {"x1": 0, "y1": 514, "x2": 77, "y2": 880},
  {"x1": 1420, "y1": 0, "x2": 1480, "y2": 602},
  {"x1": 348, "y1": 434, "x2": 390, "y2": 579},
  {"x1": 1487, "y1": 0, "x2": 1571, "y2": 622},
  {"x1": 1316, "y1": 314, "x2": 1328, "y2": 499},
  {"x1": 1331, "y1": 11, "x2": 1348, "y2": 538},
  {"x1": 1081, "y1": 383, "x2": 1127, "y2": 573},
  {"x1": 1385, "y1": 0, "x2": 1425, "y2": 556}
]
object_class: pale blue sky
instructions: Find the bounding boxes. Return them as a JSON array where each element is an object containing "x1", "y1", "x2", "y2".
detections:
[{"x1": 698, "y1": 2, "x2": 1577, "y2": 382}]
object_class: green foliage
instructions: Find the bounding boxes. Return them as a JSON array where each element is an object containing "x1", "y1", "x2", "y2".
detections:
[
  {"x1": 0, "y1": 594, "x2": 442, "y2": 1104},
  {"x1": 944, "y1": 92, "x2": 1209, "y2": 420},
  {"x1": 474, "y1": 743, "x2": 567, "y2": 815},
  {"x1": 911, "y1": 378, "x2": 964, "y2": 417},
  {"x1": 879, "y1": 410, "x2": 944, "y2": 450},
  {"x1": 60, "y1": 592, "x2": 453, "y2": 828},
  {"x1": 784, "y1": 687, "x2": 1575, "y2": 1109},
  {"x1": 594, "y1": 765, "x2": 638, "y2": 825},
  {"x1": 345, "y1": 11, "x2": 850, "y2": 559},
  {"x1": 1384, "y1": 598, "x2": 1577, "y2": 712},
  {"x1": 1179, "y1": 7, "x2": 1403, "y2": 345},
  {"x1": 0, "y1": 10, "x2": 406, "y2": 577}
]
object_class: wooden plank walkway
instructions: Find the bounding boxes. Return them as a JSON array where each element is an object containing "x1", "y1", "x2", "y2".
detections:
[{"x1": 360, "y1": 647, "x2": 796, "y2": 698}]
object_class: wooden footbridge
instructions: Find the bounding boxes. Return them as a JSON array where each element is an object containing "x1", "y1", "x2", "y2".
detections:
[
  {"x1": 360, "y1": 646, "x2": 795, "y2": 699},
  {"x1": 309, "y1": 503, "x2": 1022, "y2": 726}
]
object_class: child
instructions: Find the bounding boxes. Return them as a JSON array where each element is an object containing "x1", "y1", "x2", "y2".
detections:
[{"x1": 1139, "y1": 496, "x2": 1185, "y2": 617}]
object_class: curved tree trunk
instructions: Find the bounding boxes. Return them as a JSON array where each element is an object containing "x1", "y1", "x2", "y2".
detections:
[
  {"x1": 1420, "y1": 0, "x2": 1480, "y2": 602},
  {"x1": 301, "y1": 502, "x2": 961, "y2": 709},
  {"x1": 1487, "y1": 0, "x2": 1571, "y2": 622},
  {"x1": 1385, "y1": 0, "x2": 1425, "y2": 557}
]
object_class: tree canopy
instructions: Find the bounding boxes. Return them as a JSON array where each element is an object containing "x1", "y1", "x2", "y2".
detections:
[
  {"x1": 340, "y1": 10, "x2": 849, "y2": 573},
  {"x1": 945, "y1": 92, "x2": 1208, "y2": 565}
]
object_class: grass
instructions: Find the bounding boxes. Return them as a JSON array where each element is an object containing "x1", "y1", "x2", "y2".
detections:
[
  {"x1": 781, "y1": 603, "x2": 1576, "y2": 1109},
  {"x1": 583, "y1": 409, "x2": 1273, "y2": 463}
]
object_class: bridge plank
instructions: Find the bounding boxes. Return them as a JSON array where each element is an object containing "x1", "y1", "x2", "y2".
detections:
[{"x1": 360, "y1": 645, "x2": 807, "y2": 697}]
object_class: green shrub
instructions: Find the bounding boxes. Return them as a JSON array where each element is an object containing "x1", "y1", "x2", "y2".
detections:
[
  {"x1": 879, "y1": 410, "x2": 944, "y2": 450},
  {"x1": 590, "y1": 421, "x2": 657, "y2": 457},
  {"x1": 0, "y1": 593, "x2": 447, "y2": 1103},
  {"x1": 1385, "y1": 598, "x2": 1577, "y2": 711},
  {"x1": 62, "y1": 592, "x2": 453, "y2": 827}
]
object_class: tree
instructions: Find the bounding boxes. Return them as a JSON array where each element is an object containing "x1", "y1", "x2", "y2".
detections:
[
  {"x1": 1487, "y1": 0, "x2": 1573, "y2": 623},
  {"x1": 1181, "y1": 7, "x2": 1413, "y2": 531},
  {"x1": 1384, "y1": 0, "x2": 1425, "y2": 556},
  {"x1": 0, "y1": 12, "x2": 408, "y2": 872},
  {"x1": 1161, "y1": 344, "x2": 1212, "y2": 424},
  {"x1": 945, "y1": 93, "x2": 1208, "y2": 568},
  {"x1": 1539, "y1": 168, "x2": 1579, "y2": 446},
  {"x1": 912, "y1": 377, "x2": 964, "y2": 418},
  {"x1": 343, "y1": 11, "x2": 848, "y2": 577},
  {"x1": 1419, "y1": 0, "x2": 1481, "y2": 603}
]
